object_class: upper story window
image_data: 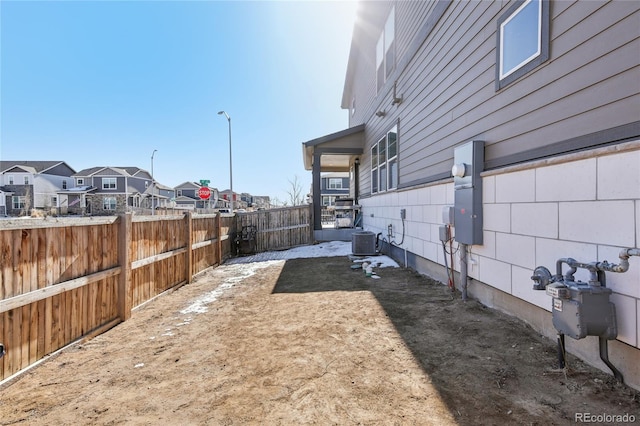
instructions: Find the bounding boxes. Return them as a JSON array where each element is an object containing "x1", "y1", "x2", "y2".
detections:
[
  {"x1": 24, "y1": 176, "x2": 30, "y2": 184},
  {"x1": 102, "y1": 178, "x2": 117, "y2": 190},
  {"x1": 62, "y1": 180, "x2": 67, "y2": 190},
  {"x1": 496, "y1": 0, "x2": 549, "y2": 90},
  {"x1": 328, "y1": 178, "x2": 343, "y2": 189},
  {"x1": 8, "y1": 176, "x2": 14, "y2": 185},
  {"x1": 371, "y1": 125, "x2": 398, "y2": 194},
  {"x1": 376, "y1": 6, "x2": 395, "y2": 93},
  {"x1": 77, "y1": 178, "x2": 84, "y2": 186}
]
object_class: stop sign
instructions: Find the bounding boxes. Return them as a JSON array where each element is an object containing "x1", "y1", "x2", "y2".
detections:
[{"x1": 197, "y1": 186, "x2": 211, "y2": 200}]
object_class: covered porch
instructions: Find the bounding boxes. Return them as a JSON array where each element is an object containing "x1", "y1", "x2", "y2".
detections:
[{"x1": 302, "y1": 124, "x2": 364, "y2": 241}]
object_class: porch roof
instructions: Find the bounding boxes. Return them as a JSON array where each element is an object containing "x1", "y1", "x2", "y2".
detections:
[{"x1": 302, "y1": 124, "x2": 365, "y2": 172}]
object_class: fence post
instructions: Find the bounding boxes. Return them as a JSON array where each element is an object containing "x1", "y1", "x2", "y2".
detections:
[
  {"x1": 117, "y1": 213, "x2": 132, "y2": 321},
  {"x1": 185, "y1": 211, "x2": 193, "y2": 283},
  {"x1": 216, "y1": 213, "x2": 222, "y2": 265}
]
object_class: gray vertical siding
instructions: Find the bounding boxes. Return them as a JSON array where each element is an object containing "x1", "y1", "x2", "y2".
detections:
[{"x1": 347, "y1": 0, "x2": 640, "y2": 194}]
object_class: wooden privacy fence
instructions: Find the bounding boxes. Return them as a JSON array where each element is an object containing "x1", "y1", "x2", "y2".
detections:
[
  {"x1": 0, "y1": 213, "x2": 234, "y2": 381},
  {"x1": 235, "y1": 205, "x2": 313, "y2": 252},
  {"x1": 0, "y1": 205, "x2": 312, "y2": 381}
]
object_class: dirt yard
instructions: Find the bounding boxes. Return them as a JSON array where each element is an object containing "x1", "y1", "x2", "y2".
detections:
[{"x1": 1, "y1": 254, "x2": 639, "y2": 425}]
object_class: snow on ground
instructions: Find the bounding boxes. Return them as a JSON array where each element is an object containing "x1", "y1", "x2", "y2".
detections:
[
  {"x1": 179, "y1": 242, "x2": 398, "y2": 315},
  {"x1": 225, "y1": 241, "x2": 399, "y2": 268}
]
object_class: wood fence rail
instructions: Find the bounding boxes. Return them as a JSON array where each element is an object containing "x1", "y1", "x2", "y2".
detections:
[{"x1": 0, "y1": 205, "x2": 312, "y2": 382}]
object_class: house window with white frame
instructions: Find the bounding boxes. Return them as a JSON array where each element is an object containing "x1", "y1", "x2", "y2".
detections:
[
  {"x1": 12, "y1": 196, "x2": 25, "y2": 209},
  {"x1": 371, "y1": 125, "x2": 398, "y2": 194},
  {"x1": 24, "y1": 176, "x2": 30, "y2": 184},
  {"x1": 103, "y1": 197, "x2": 116, "y2": 210},
  {"x1": 77, "y1": 178, "x2": 84, "y2": 186},
  {"x1": 328, "y1": 178, "x2": 343, "y2": 189},
  {"x1": 8, "y1": 176, "x2": 14, "y2": 185},
  {"x1": 102, "y1": 178, "x2": 117, "y2": 190},
  {"x1": 62, "y1": 180, "x2": 67, "y2": 189},
  {"x1": 322, "y1": 196, "x2": 336, "y2": 206},
  {"x1": 496, "y1": 0, "x2": 549, "y2": 89},
  {"x1": 376, "y1": 6, "x2": 395, "y2": 93}
]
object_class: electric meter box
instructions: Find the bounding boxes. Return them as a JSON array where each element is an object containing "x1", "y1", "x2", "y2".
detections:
[
  {"x1": 551, "y1": 284, "x2": 617, "y2": 340},
  {"x1": 452, "y1": 140, "x2": 484, "y2": 245}
]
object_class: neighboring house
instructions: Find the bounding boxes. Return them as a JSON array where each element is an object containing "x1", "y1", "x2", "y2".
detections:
[
  {"x1": 0, "y1": 161, "x2": 76, "y2": 216},
  {"x1": 145, "y1": 182, "x2": 177, "y2": 210},
  {"x1": 71, "y1": 166, "x2": 160, "y2": 215},
  {"x1": 303, "y1": 1, "x2": 640, "y2": 388},
  {"x1": 251, "y1": 195, "x2": 271, "y2": 210},
  {"x1": 0, "y1": 188, "x2": 10, "y2": 216},
  {"x1": 320, "y1": 172, "x2": 350, "y2": 206},
  {"x1": 174, "y1": 182, "x2": 220, "y2": 210},
  {"x1": 219, "y1": 189, "x2": 240, "y2": 209},
  {"x1": 238, "y1": 193, "x2": 271, "y2": 210}
]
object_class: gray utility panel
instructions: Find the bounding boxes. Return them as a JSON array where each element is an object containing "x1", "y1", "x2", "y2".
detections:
[{"x1": 452, "y1": 140, "x2": 484, "y2": 245}]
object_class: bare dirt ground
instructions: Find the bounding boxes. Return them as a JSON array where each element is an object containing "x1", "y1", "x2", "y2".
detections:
[{"x1": 1, "y1": 255, "x2": 639, "y2": 425}]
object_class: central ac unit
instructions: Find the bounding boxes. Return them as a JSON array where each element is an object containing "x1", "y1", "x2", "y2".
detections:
[{"x1": 352, "y1": 231, "x2": 377, "y2": 256}]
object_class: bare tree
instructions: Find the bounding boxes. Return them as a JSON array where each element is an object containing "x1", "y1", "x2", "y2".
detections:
[
  {"x1": 286, "y1": 175, "x2": 304, "y2": 206},
  {"x1": 23, "y1": 186, "x2": 33, "y2": 217}
]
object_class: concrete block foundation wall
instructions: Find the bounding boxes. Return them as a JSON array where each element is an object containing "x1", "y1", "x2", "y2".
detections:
[{"x1": 360, "y1": 141, "x2": 640, "y2": 390}]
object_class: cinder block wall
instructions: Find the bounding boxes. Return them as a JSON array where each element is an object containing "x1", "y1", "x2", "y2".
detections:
[{"x1": 360, "y1": 141, "x2": 640, "y2": 390}]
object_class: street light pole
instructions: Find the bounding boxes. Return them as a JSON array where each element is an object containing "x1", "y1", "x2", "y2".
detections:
[
  {"x1": 151, "y1": 149, "x2": 157, "y2": 216},
  {"x1": 217, "y1": 111, "x2": 233, "y2": 212}
]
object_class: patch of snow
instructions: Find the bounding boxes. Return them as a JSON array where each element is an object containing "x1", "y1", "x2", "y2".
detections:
[
  {"x1": 179, "y1": 241, "x2": 400, "y2": 317},
  {"x1": 180, "y1": 260, "x2": 282, "y2": 315}
]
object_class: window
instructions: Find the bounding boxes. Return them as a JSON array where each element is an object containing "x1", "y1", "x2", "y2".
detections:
[
  {"x1": 8, "y1": 176, "x2": 14, "y2": 185},
  {"x1": 102, "y1": 178, "x2": 117, "y2": 190},
  {"x1": 376, "y1": 7, "x2": 395, "y2": 93},
  {"x1": 177, "y1": 190, "x2": 182, "y2": 196},
  {"x1": 77, "y1": 178, "x2": 84, "y2": 186},
  {"x1": 24, "y1": 176, "x2": 30, "y2": 184},
  {"x1": 62, "y1": 180, "x2": 67, "y2": 190},
  {"x1": 12, "y1": 196, "x2": 25, "y2": 209},
  {"x1": 322, "y1": 196, "x2": 336, "y2": 206},
  {"x1": 496, "y1": 0, "x2": 549, "y2": 89},
  {"x1": 371, "y1": 125, "x2": 398, "y2": 194},
  {"x1": 51, "y1": 196, "x2": 57, "y2": 206},
  {"x1": 103, "y1": 197, "x2": 117, "y2": 210},
  {"x1": 328, "y1": 178, "x2": 343, "y2": 189}
]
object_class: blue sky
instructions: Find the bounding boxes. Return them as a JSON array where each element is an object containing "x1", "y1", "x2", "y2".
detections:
[{"x1": 0, "y1": 0, "x2": 358, "y2": 205}]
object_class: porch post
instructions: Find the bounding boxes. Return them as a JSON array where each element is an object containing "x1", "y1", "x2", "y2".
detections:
[{"x1": 312, "y1": 152, "x2": 322, "y2": 231}]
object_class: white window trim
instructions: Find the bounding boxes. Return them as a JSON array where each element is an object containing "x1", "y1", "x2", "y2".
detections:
[
  {"x1": 499, "y1": 0, "x2": 542, "y2": 80},
  {"x1": 376, "y1": 6, "x2": 395, "y2": 94},
  {"x1": 328, "y1": 178, "x2": 343, "y2": 190},
  {"x1": 77, "y1": 178, "x2": 84, "y2": 186},
  {"x1": 103, "y1": 197, "x2": 117, "y2": 210},
  {"x1": 102, "y1": 178, "x2": 117, "y2": 190},
  {"x1": 496, "y1": 0, "x2": 549, "y2": 90},
  {"x1": 12, "y1": 196, "x2": 26, "y2": 209},
  {"x1": 371, "y1": 125, "x2": 398, "y2": 194}
]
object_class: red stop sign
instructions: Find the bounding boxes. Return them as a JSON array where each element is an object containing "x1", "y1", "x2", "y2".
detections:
[{"x1": 198, "y1": 186, "x2": 211, "y2": 200}]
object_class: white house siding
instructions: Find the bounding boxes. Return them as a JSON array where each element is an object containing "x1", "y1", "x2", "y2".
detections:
[{"x1": 360, "y1": 141, "x2": 640, "y2": 388}]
